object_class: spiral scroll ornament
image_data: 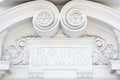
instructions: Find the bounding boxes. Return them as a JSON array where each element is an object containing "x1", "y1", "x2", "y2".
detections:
[{"x1": 61, "y1": 6, "x2": 87, "y2": 37}]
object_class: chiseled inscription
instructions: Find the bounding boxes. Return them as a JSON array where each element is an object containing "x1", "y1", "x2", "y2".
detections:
[{"x1": 34, "y1": 47, "x2": 91, "y2": 66}]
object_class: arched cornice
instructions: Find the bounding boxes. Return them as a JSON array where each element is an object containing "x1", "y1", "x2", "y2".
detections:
[
  {"x1": 62, "y1": 1, "x2": 120, "y2": 31},
  {"x1": 0, "y1": 0, "x2": 59, "y2": 33},
  {"x1": 0, "y1": 1, "x2": 120, "y2": 33},
  {"x1": 91, "y1": 0, "x2": 120, "y2": 5}
]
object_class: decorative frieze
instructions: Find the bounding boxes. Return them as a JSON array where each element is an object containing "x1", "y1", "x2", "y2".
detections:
[{"x1": 2, "y1": 35, "x2": 120, "y2": 66}]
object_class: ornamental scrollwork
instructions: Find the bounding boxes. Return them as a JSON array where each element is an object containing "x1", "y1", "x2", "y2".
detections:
[
  {"x1": 2, "y1": 37, "x2": 29, "y2": 65},
  {"x1": 2, "y1": 35, "x2": 120, "y2": 65},
  {"x1": 93, "y1": 37, "x2": 120, "y2": 65}
]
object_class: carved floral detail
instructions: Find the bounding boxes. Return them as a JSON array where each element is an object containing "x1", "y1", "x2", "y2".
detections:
[
  {"x1": 2, "y1": 38, "x2": 28, "y2": 65},
  {"x1": 66, "y1": 8, "x2": 85, "y2": 29},
  {"x1": 2, "y1": 35, "x2": 120, "y2": 65},
  {"x1": 34, "y1": 9, "x2": 54, "y2": 29},
  {"x1": 93, "y1": 37, "x2": 120, "y2": 65},
  {"x1": 95, "y1": 37, "x2": 106, "y2": 51}
]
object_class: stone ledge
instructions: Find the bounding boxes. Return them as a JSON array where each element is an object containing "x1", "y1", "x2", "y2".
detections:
[
  {"x1": 109, "y1": 60, "x2": 120, "y2": 79},
  {"x1": 0, "y1": 61, "x2": 12, "y2": 79},
  {"x1": 109, "y1": 60, "x2": 120, "y2": 72}
]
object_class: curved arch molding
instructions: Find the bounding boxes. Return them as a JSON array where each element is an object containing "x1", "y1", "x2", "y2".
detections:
[{"x1": 0, "y1": 1, "x2": 120, "y2": 32}]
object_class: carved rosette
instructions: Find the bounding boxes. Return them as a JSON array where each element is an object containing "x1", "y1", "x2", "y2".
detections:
[
  {"x1": 61, "y1": 5, "x2": 87, "y2": 37},
  {"x1": 33, "y1": 7, "x2": 59, "y2": 37},
  {"x1": 95, "y1": 37, "x2": 106, "y2": 51}
]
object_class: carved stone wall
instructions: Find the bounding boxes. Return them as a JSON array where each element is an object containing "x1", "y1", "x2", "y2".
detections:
[{"x1": 0, "y1": 0, "x2": 120, "y2": 80}]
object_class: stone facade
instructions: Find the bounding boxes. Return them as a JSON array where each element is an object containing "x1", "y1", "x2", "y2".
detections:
[{"x1": 0, "y1": 0, "x2": 120, "y2": 80}]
